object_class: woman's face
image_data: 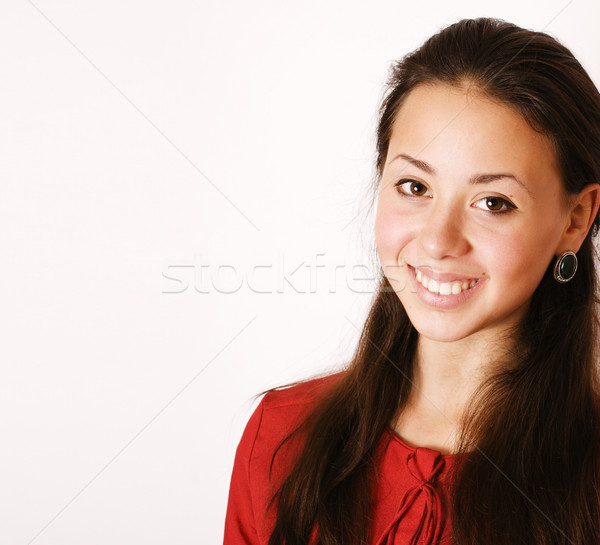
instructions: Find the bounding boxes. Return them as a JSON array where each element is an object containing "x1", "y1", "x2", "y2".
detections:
[{"x1": 375, "y1": 83, "x2": 571, "y2": 344}]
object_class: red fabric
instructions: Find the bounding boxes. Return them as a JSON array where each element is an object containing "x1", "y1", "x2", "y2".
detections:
[{"x1": 224, "y1": 376, "x2": 454, "y2": 544}]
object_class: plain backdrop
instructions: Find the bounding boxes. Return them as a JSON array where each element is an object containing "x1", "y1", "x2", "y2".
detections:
[{"x1": 2, "y1": 0, "x2": 599, "y2": 543}]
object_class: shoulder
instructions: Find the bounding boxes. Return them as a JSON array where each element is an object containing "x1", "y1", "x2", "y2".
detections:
[
  {"x1": 231, "y1": 372, "x2": 343, "y2": 543},
  {"x1": 261, "y1": 372, "x2": 343, "y2": 420},
  {"x1": 250, "y1": 372, "x2": 344, "y2": 458},
  {"x1": 235, "y1": 372, "x2": 343, "y2": 456}
]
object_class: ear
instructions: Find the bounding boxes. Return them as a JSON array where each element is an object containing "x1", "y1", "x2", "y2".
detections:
[{"x1": 557, "y1": 183, "x2": 600, "y2": 254}]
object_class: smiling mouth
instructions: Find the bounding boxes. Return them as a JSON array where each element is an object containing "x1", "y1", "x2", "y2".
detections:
[{"x1": 415, "y1": 268, "x2": 479, "y2": 295}]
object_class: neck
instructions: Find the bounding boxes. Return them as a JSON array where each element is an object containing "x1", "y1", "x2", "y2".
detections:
[
  {"x1": 393, "y1": 330, "x2": 512, "y2": 453},
  {"x1": 415, "y1": 334, "x2": 499, "y2": 415}
]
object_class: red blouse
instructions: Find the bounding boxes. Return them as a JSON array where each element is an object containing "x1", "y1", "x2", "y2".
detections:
[{"x1": 224, "y1": 376, "x2": 455, "y2": 544}]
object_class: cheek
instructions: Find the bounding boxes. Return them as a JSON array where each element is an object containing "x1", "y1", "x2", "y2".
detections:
[
  {"x1": 374, "y1": 209, "x2": 390, "y2": 257},
  {"x1": 375, "y1": 203, "x2": 411, "y2": 265},
  {"x1": 481, "y1": 229, "x2": 554, "y2": 288}
]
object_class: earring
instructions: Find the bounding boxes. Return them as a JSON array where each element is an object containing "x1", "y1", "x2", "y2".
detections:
[{"x1": 554, "y1": 251, "x2": 578, "y2": 283}]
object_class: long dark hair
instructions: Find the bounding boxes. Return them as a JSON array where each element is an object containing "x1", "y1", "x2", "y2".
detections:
[{"x1": 268, "y1": 18, "x2": 600, "y2": 545}]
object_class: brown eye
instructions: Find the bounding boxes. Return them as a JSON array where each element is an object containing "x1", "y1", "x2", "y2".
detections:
[
  {"x1": 395, "y1": 179, "x2": 431, "y2": 197},
  {"x1": 409, "y1": 181, "x2": 428, "y2": 196},
  {"x1": 472, "y1": 196, "x2": 516, "y2": 213},
  {"x1": 486, "y1": 197, "x2": 504, "y2": 211}
]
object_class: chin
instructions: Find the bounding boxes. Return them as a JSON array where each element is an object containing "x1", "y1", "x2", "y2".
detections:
[
  {"x1": 413, "y1": 326, "x2": 474, "y2": 344},
  {"x1": 404, "y1": 309, "x2": 480, "y2": 343}
]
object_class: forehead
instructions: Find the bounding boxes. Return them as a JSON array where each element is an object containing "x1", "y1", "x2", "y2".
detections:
[{"x1": 386, "y1": 83, "x2": 561, "y2": 185}]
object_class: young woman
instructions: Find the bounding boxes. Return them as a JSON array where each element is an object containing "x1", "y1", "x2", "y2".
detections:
[{"x1": 224, "y1": 17, "x2": 600, "y2": 545}]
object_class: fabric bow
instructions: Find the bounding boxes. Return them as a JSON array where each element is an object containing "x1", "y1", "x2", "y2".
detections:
[{"x1": 376, "y1": 448, "x2": 446, "y2": 545}]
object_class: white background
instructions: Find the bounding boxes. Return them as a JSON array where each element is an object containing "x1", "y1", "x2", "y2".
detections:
[{"x1": 2, "y1": 1, "x2": 599, "y2": 543}]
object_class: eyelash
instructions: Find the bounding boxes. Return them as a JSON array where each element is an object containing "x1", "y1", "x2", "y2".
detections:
[
  {"x1": 394, "y1": 179, "x2": 431, "y2": 198},
  {"x1": 393, "y1": 179, "x2": 517, "y2": 214},
  {"x1": 473, "y1": 196, "x2": 516, "y2": 213}
]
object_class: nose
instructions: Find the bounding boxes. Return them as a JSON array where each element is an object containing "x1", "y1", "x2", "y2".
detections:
[{"x1": 418, "y1": 202, "x2": 470, "y2": 260}]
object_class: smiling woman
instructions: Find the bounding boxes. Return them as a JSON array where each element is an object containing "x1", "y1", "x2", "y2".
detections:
[
  {"x1": 224, "y1": 17, "x2": 600, "y2": 545},
  {"x1": 376, "y1": 83, "x2": 595, "y2": 342}
]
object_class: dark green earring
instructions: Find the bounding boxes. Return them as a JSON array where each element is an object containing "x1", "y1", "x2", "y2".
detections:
[{"x1": 554, "y1": 251, "x2": 578, "y2": 283}]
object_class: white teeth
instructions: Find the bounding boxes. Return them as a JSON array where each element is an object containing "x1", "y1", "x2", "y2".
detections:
[
  {"x1": 439, "y1": 282, "x2": 451, "y2": 295},
  {"x1": 428, "y1": 279, "x2": 440, "y2": 294},
  {"x1": 415, "y1": 270, "x2": 478, "y2": 295}
]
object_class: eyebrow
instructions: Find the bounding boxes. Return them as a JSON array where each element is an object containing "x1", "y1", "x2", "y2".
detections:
[{"x1": 388, "y1": 152, "x2": 530, "y2": 193}]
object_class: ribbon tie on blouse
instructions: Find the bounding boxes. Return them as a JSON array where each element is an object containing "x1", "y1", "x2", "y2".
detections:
[{"x1": 376, "y1": 448, "x2": 446, "y2": 545}]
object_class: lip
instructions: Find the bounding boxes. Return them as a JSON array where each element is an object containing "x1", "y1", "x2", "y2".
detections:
[
  {"x1": 407, "y1": 265, "x2": 484, "y2": 309},
  {"x1": 413, "y1": 265, "x2": 479, "y2": 283}
]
